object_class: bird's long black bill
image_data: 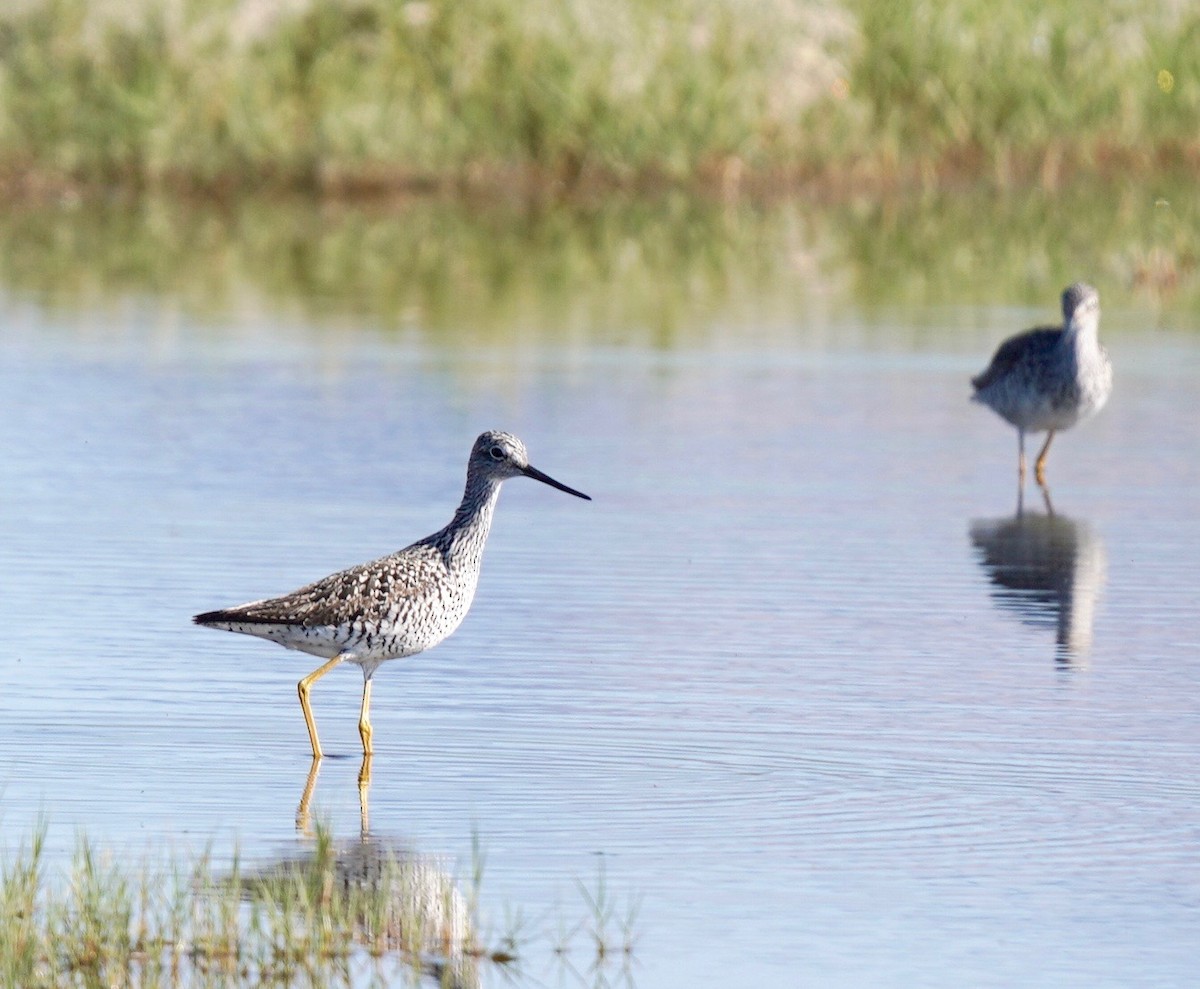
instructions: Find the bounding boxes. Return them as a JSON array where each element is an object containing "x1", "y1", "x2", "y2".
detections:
[{"x1": 522, "y1": 464, "x2": 591, "y2": 500}]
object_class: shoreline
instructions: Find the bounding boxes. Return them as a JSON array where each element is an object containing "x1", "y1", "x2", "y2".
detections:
[{"x1": 3, "y1": 140, "x2": 1198, "y2": 208}]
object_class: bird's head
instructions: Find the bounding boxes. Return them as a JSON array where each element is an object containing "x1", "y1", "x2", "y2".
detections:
[
  {"x1": 1062, "y1": 282, "x2": 1100, "y2": 333},
  {"x1": 470, "y1": 430, "x2": 590, "y2": 499}
]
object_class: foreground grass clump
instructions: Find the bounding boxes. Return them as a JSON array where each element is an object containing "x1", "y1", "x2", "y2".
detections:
[
  {"x1": 0, "y1": 825, "x2": 508, "y2": 988},
  {"x1": 0, "y1": 0, "x2": 850, "y2": 192},
  {"x1": 1, "y1": 824, "x2": 637, "y2": 988}
]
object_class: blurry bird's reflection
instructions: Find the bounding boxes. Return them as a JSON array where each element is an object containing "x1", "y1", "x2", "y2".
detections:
[
  {"x1": 278, "y1": 759, "x2": 482, "y2": 988},
  {"x1": 969, "y1": 509, "x2": 1107, "y2": 665},
  {"x1": 244, "y1": 832, "x2": 481, "y2": 989}
]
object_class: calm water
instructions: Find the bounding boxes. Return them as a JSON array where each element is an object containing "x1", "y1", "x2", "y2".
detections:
[{"x1": 1, "y1": 195, "x2": 1199, "y2": 987}]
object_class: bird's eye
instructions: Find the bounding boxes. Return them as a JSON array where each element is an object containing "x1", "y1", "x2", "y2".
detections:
[{"x1": 489, "y1": 445, "x2": 506, "y2": 461}]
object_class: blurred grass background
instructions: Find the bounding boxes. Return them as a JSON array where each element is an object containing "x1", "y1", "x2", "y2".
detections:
[
  {"x1": 0, "y1": 0, "x2": 1195, "y2": 322},
  {"x1": 0, "y1": 0, "x2": 1194, "y2": 194}
]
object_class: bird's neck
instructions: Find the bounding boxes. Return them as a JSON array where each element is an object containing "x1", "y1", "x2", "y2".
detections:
[
  {"x1": 1063, "y1": 314, "x2": 1102, "y2": 357},
  {"x1": 442, "y1": 473, "x2": 503, "y2": 566}
]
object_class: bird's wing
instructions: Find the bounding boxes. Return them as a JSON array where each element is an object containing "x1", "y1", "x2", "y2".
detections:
[
  {"x1": 203, "y1": 547, "x2": 448, "y2": 628},
  {"x1": 971, "y1": 327, "x2": 1060, "y2": 391}
]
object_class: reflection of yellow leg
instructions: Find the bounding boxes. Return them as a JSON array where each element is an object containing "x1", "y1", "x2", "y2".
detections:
[
  {"x1": 358, "y1": 678, "x2": 374, "y2": 755},
  {"x1": 296, "y1": 756, "x2": 321, "y2": 834},
  {"x1": 1034, "y1": 430, "x2": 1055, "y2": 487},
  {"x1": 1039, "y1": 483, "x2": 1055, "y2": 517},
  {"x1": 358, "y1": 753, "x2": 373, "y2": 835},
  {"x1": 298, "y1": 655, "x2": 344, "y2": 759}
]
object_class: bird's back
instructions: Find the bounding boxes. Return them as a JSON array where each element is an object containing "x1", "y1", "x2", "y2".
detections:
[
  {"x1": 194, "y1": 538, "x2": 479, "y2": 661},
  {"x1": 971, "y1": 325, "x2": 1090, "y2": 431},
  {"x1": 971, "y1": 326, "x2": 1062, "y2": 393}
]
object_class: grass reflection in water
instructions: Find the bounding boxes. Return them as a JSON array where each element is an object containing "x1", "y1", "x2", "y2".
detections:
[{"x1": 0, "y1": 179, "x2": 1194, "y2": 353}]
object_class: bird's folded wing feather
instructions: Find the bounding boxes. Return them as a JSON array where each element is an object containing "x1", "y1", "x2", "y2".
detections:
[
  {"x1": 207, "y1": 547, "x2": 448, "y2": 628},
  {"x1": 971, "y1": 327, "x2": 1059, "y2": 391}
]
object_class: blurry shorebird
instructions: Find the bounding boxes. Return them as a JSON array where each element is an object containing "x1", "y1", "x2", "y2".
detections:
[
  {"x1": 971, "y1": 282, "x2": 1112, "y2": 487},
  {"x1": 194, "y1": 431, "x2": 590, "y2": 759}
]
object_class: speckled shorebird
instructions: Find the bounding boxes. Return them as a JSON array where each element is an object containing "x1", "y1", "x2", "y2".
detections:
[
  {"x1": 971, "y1": 282, "x2": 1112, "y2": 486},
  {"x1": 194, "y1": 431, "x2": 590, "y2": 759}
]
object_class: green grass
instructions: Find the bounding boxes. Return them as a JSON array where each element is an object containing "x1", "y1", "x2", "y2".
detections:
[
  {"x1": 839, "y1": 0, "x2": 1200, "y2": 185},
  {"x1": 0, "y1": 0, "x2": 1193, "y2": 193},
  {"x1": 1, "y1": 823, "x2": 634, "y2": 988},
  {"x1": 1, "y1": 823, "x2": 488, "y2": 987},
  {"x1": 0, "y1": 0, "x2": 849, "y2": 192}
]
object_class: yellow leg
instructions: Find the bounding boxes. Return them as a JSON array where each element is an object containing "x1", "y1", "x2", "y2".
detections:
[
  {"x1": 297, "y1": 655, "x2": 344, "y2": 759},
  {"x1": 1034, "y1": 430, "x2": 1056, "y2": 487},
  {"x1": 358, "y1": 678, "x2": 374, "y2": 755}
]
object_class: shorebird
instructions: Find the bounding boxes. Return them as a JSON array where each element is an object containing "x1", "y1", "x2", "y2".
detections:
[
  {"x1": 194, "y1": 430, "x2": 590, "y2": 759},
  {"x1": 971, "y1": 282, "x2": 1112, "y2": 487}
]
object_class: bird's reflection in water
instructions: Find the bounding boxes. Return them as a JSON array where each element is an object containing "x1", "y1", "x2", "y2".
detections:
[
  {"x1": 297, "y1": 755, "x2": 374, "y2": 834},
  {"x1": 277, "y1": 759, "x2": 483, "y2": 989},
  {"x1": 970, "y1": 506, "x2": 1107, "y2": 666}
]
